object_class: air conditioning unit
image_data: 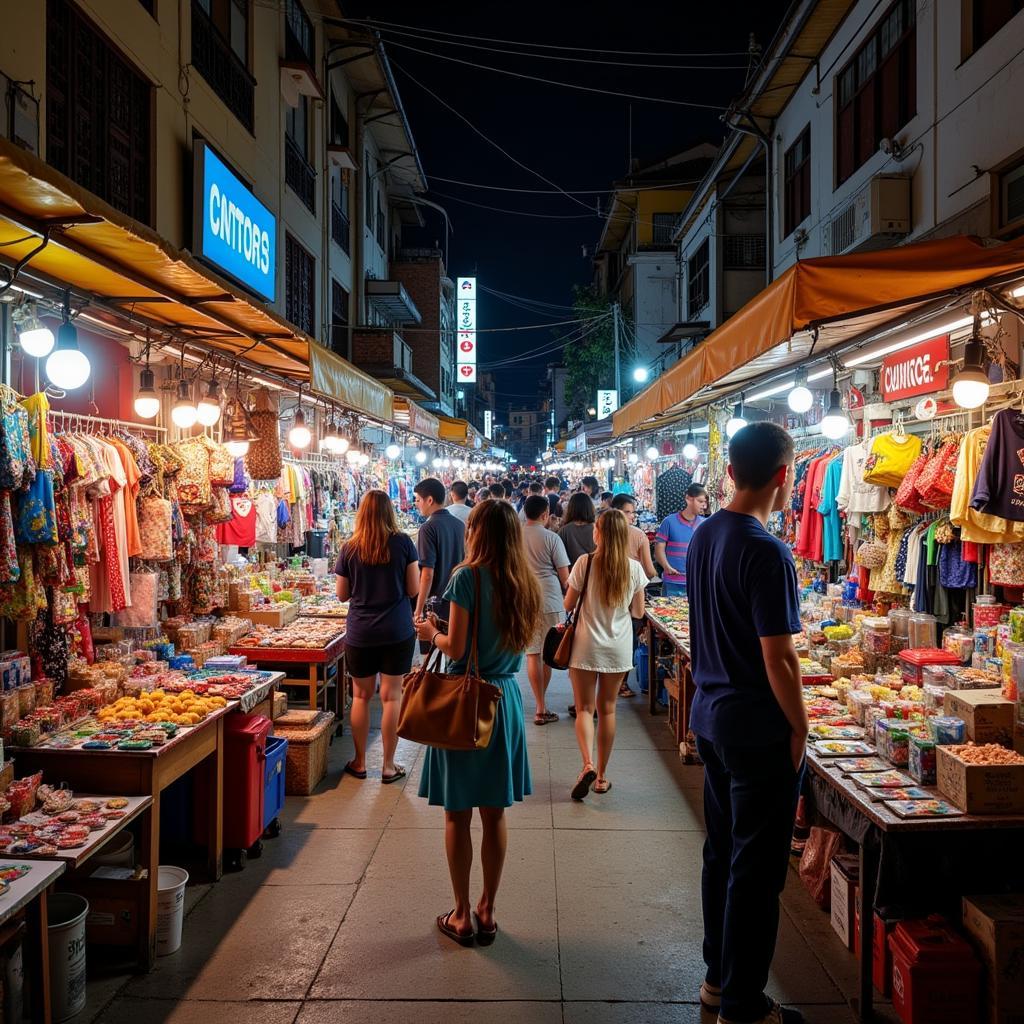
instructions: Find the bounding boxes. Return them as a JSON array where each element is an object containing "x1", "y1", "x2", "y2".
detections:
[{"x1": 823, "y1": 175, "x2": 910, "y2": 256}]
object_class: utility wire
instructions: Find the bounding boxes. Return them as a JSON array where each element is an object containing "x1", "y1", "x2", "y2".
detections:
[
  {"x1": 480, "y1": 285, "x2": 578, "y2": 312},
  {"x1": 431, "y1": 190, "x2": 599, "y2": 219},
  {"x1": 386, "y1": 41, "x2": 731, "y2": 110},
  {"x1": 429, "y1": 174, "x2": 704, "y2": 194},
  {"x1": 479, "y1": 315, "x2": 611, "y2": 369}
]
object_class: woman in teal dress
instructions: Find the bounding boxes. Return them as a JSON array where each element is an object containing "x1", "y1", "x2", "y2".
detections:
[{"x1": 415, "y1": 499, "x2": 541, "y2": 947}]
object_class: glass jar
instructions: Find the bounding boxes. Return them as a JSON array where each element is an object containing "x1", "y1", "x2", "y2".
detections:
[
  {"x1": 888, "y1": 607, "x2": 912, "y2": 640},
  {"x1": 861, "y1": 616, "x2": 892, "y2": 655},
  {"x1": 908, "y1": 612, "x2": 937, "y2": 650}
]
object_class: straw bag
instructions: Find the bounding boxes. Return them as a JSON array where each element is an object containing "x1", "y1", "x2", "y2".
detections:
[
  {"x1": 543, "y1": 553, "x2": 592, "y2": 670},
  {"x1": 397, "y1": 568, "x2": 503, "y2": 751},
  {"x1": 855, "y1": 540, "x2": 887, "y2": 570},
  {"x1": 244, "y1": 387, "x2": 283, "y2": 481}
]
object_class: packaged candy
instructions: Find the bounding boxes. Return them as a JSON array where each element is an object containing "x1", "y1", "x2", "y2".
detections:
[
  {"x1": 928, "y1": 715, "x2": 966, "y2": 744},
  {"x1": 909, "y1": 735, "x2": 937, "y2": 784},
  {"x1": 943, "y1": 631, "x2": 974, "y2": 665},
  {"x1": 875, "y1": 719, "x2": 911, "y2": 767},
  {"x1": 1011, "y1": 606, "x2": 1024, "y2": 643},
  {"x1": 971, "y1": 596, "x2": 1003, "y2": 629}
]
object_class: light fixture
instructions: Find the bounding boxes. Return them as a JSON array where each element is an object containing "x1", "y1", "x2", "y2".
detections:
[
  {"x1": 951, "y1": 324, "x2": 990, "y2": 409},
  {"x1": 358, "y1": 452, "x2": 370, "y2": 466},
  {"x1": 587, "y1": 406, "x2": 597, "y2": 417},
  {"x1": 224, "y1": 399, "x2": 256, "y2": 458},
  {"x1": 415, "y1": 449, "x2": 427, "y2": 464},
  {"x1": 627, "y1": 452, "x2": 638, "y2": 464},
  {"x1": 134, "y1": 366, "x2": 160, "y2": 420},
  {"x1": 320, "y1": 415, "x2": 340, "y2": 452},
  {"x1": 432, "y1": 456, "x2": 442, "y2": 468},
  {"x1": 196, "y1": 378, "x2": 222, "y2": 426},
  {"x1": 820, "y1": 366, "x2": 851, "y2": 439},
  {"x1": 442, "y1": 457, "x2": 451, "y2": 468},
  {"x1": 632, "y1": 366, "x2": 649, "y2": 383},
  {"x1": 13, "y1": 303, "x2": 54, "y2": 358},
  {"x1": 787, "y1": 369, "x2": 813, "y2": 414},
  {"x1": 288, "y1": 408, "x2": 311, "y2": 449},
  {"x1": 386, "y1": 442, "x2": 401, "y2": 460},
  {"x1": 725, "y1": 397, "x2": 747, "y2": 439},
  {"x1": 645, "y1": 445, "x2": 659, "y2": 460},
  {"x1": 45, "y1": 300, "x2": 91, "y2": 390},
  {"x1": 682, "y1": 423, "x2": 699, "y2": 460},
  {"x1": 171, "y1": 378, "x2": 198, "y2": 429},
  {"x1": 346, "y1": 449, "x2": 360, "y2": 465}
]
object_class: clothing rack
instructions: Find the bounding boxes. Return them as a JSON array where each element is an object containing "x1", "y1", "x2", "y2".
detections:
[
  {"x1": 49, "y1": 409, "x2": 166, "y2": 435},
  {"x1": 283, "y1": 453, "x2": 345, "y2": 470}
]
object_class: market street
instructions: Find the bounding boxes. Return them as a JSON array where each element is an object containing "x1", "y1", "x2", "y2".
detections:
[{"x1": 83, "y1": 668, "x2": 888, "y2": 1024}]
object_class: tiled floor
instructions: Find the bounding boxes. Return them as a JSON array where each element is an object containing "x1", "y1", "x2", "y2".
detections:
[{"x1": 85, "y1": 668, "x2": 885, "y2": 1024}]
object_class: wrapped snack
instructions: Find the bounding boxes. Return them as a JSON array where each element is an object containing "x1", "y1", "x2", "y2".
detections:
[
  {"x1": 875, "y1": 719, "x2": 911, "y2": 767},
  {"x1": 10, "y1": 720, "x2": 40, "y2": 747},
  {"x1": 0, "y1": 690, "x2": 19, "y2": 738},
  {"x1": 974, "y1": 627, "x2": 997, "y2": 657},
  {"x1": 15, "y1": 684, "x2": 34, "y2": 717},
  {"x1": 34, "y1": 678, "x2": 54, "y2": 707},
  {"x1": 943, "y1": 631, "x2": 974, "y2": 665},
  {"x1": 944, "y1": 742, "x2": 1024, "y2": 765},
  {"x1": 1011, "y1": 606, "x2": 1024, "y2": 644},
  {"x1": 861, "y1": 617, "x2": 892, "y2": 655},
  {"x1": 909, "y1": 734, "x2": 937, "y2": 784},
  {"x1": 928, "y1": 715, "x2": 967, "y2": 744}
]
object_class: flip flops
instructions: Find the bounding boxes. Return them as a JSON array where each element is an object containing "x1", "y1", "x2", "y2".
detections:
[
  {"x1": 473, "y1": 911, "x2": 498, "y2": 946},
  {"x1": 571, "y1": 765, "x2": 598, "y2": 801},
  {"x1": 343, "y1": 761, "x2": 367, "y2": 780},
  {"x1": 381, "y1": 765, "x2": 407, "y2": 785},
  {"x1": 534, "y1": 711, "x2": 559, "y2": 725},
  {"x1": 437, "y1": 910, "x2": 475, "y2": 947},
  {"x1": 594, "y1": 779, "x2": 612, "y2": 794}
]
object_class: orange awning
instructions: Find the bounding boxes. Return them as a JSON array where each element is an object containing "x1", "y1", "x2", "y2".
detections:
[
  {"x1": 614, "y1": 234, "x2": 1024, "y2": 436},
  {"x1": 392, "y1": 396, "x2": 440, "y2": 438}
]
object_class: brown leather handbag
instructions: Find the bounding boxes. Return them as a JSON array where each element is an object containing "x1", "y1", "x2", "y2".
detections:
[
  {"x1": 397, "y1": 568, "x2": 503, "y2": 751},
  {"x1": 542, "y1": 553, "x2": 593, "y2": 670}
]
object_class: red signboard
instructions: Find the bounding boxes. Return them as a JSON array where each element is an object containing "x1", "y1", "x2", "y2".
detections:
[{"x1": 880, "y1": 334, "x2": 949, "y2": 402}]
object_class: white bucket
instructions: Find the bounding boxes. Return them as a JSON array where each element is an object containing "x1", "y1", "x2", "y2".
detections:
[
  {"x1": 92, "y1": 831, "x2": 134, "y2": 869},
  {"x1": 47, "y1": 893, "x2": 88, "y2": 1022},
  {"x1": 156, "y1": 866, "x2": 189, "y2": 956}
]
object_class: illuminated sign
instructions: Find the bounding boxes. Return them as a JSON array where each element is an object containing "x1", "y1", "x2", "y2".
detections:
[
  {"x1": 596, "y1": 389, "x2": 619, "y2": 420},
  {"x1": 484, "y1": 409, "x2": 493, "y2": 438},
  {"x1": 457, "y1": 276, "x2": 477, "y2": 300},
  {"x1": 194, "y1": 141, "x2": 276, "y2": 302},
  {"x1": 881, "y1": 335, "x2": 949, "y2": 402},
  {"x1": 456, "y1": 276, "x2": 477, "y2": 382}
]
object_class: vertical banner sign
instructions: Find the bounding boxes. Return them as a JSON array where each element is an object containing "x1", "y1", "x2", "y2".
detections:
[
  {"x1": 456, "y1": 276, "x2": 477, "y2": 383},
  {"x1": 596, "y1": 390, "x2": 619, "y2": 420},
  {"x1": 483, "y1": 409, "x2": 493, "y2": 439},
  {"x1": 880, "y1": 335, "x2": 949, "y2": 402}
]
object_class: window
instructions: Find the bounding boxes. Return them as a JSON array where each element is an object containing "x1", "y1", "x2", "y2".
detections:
[
  {"x1": 651, "y1": 213, "x2": 676, "y2": 245},
  {"x1": 835, "y1": 0, "x2": 916, "y2": 186},
  {"x1": 783, "y1": 127, "x2": 812, "y2": 237},
  {"x1": 993, "y1": 153, "x2": 1024, "y2": 236},
  {"x1": 285, "y1": 97, "x2": 315, "y2": 212},
  {"x1": 365, "y1": 155, "x2": 375, "y2": 232},
  {"x1": 285, "y1": 234, "x2": 315, "y2": 336},
  {"x1": 687, "y1": 239, "x2": 710, "y2": 316},
  {"x1": 284, "y1": 0, "x2": 314, "y2": 66},
  {"x1": 46, "y1": 0, "x2": 152, "y2": 224},
  {"x1": 191, "y1": 0, "x2": 254, "y2": 132},
  {"x1": 723, "y1": 234, "x2": 766, "y2": 269},
  {"x1": 329, "y1": 90, "x2": 349, "y2": 147},
  {"x1": 331, "y1": 171, "x2": 350, "y2": 253},
  {"x1": 376, "y1": 193, "x2": 386, "y2": 249},
  {"x1": 331, "y1": 279, "x2": 349, "y2": 354},
  {"x1": 964, "y1": 0, "x2": 1024, "y2": 56}
]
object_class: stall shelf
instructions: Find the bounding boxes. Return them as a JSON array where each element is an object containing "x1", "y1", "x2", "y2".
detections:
[
  {"x1": 806, "y1": 750, "x2": 1024, "y2": 1022},
  {"x1": 644, "y1": 603, "x2": 696, "y2": 763}
]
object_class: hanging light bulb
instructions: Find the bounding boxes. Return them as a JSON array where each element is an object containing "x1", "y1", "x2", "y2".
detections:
[
  {"x1": 288, "y1": 408, "x2": 311, "y2": 449},
  {"x1": 13, "y1": 303, "x2": 55, "y2": 358},
  {"x1": 334, "y1": 435, "x2": 350, "y2": 455},
  {"x1": 432, "y1": 456, "x2": 442, "y2": 469},
  {"x1": 45, "y1": 301, "x2": 91, "y2": 390},
  {"x1": 134, "y1": 366, "x2": 160, "y2": 420},
  {"x1": 358, "y1": 452, "x2": 370, "y2": 466},
  {"x1": 171, "y1": 378, "x2": 198, "y2": 429},
  {"x1": 645, "y1": 445, "x2": 658, "y2": 460},
  {"x1": 820, "y1": 388, "x2": 851, "y2": 439},
  {"x1": 415, "y1": 449, "x2": 427, "y2": 464},
  {"x1": 682, "y1": 423, "x2": 699, "y2": 461},
  {"x1": 442, "y1": 457, "x2": 451, "y2": 468},
  {"x1": 386, "y1": 443, "x2": 401, "y2": 460},
  {"x1": 345, "y1": 448, "x2": 360, "y2": 465},
  {"x1": 951, "y1": 328, "x2": 991, "y2": 409},
  {"x1": 195, "y1": 378, "x2": 222, "y2": 426},
  {"x1": 787, "y1": 369, "x2": 814, "y2": 414},
  {"x1": 628, "y1": 451, "x2": 638, "y2": 464},
  {"x1": 725, "y1": 398, "x2": 747, "y2": 439},
  {"x1": 224, "y1": 401, "x2": 254, "y2": 457}
]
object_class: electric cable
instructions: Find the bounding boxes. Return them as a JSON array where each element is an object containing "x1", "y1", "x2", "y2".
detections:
[
  {"x1": 428, "y1": 174, "x2": 704, "y2": 194},
  {"x1": 430, "y1": 190, "x2": 600, "y2": 219}
]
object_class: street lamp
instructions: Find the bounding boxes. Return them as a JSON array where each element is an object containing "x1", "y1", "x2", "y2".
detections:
[{"x1": 632, "y1": 366, "x2": 649, "y2": 383}]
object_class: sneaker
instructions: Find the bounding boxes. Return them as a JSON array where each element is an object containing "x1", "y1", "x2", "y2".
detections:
[
  {"x1": 699, "y1": 981, "x2": 721, "y2": 1024},
  {"x1": 719, "y1": 999, "x2": 805, "y2": 1024}
]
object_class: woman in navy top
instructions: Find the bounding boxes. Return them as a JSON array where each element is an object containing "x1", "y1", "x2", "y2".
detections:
[{"x1": 335, "y1": 489, "x2": 419, "y2": 784}]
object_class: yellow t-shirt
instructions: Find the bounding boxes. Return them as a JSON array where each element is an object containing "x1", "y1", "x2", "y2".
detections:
[
  {"x1": 950, "y1": 425, "x2": 1024, "y2": 543},
  {"x1": 862, "y1": 432, "x2": 921, "y2": 488}
]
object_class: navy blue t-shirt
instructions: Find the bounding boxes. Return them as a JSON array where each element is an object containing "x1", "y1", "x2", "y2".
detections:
[
  {"x1": 417, "y1": 509, "x2": 465, "y2": 618},
  {"x1": 335, "y1": 532, "x2": 418, "y2": 647},
  {"x1": 686, "y1": 509, "x2": 802, "y2": 745}
]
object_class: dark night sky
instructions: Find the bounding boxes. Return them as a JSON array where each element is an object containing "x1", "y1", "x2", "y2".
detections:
[{"x1": 347, "y1": 2, "x2": 793, "y2": 411}]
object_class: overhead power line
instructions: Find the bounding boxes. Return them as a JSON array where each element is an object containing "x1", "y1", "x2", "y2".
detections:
[
  {"x1": 479, "y1": 315, "x2": 611, "y2": 368},
  {"x1": 429, "y1": 174, "x2": 704, "y2": 195},
  {"x1": 398, "y1": 314, "x2": 605, "y2": 333},
  {"x1": 480, "y1": 285, "x2": 578, "y2": 312},
  {"x1": 430, "y1": 190, "x2": 599, "y2": 219}
]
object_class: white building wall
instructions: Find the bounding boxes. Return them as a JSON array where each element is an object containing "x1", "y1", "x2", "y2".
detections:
[{"x1": 628, "y1": 253, "x2": 678, "y2": 368}]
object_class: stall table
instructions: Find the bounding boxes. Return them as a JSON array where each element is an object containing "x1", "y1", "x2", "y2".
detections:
[
  {"x1": 644, "y1": 610, "x2": 696, "y2": 762},
  {"x1": 806, "y1": 750, "x2": 1024, "y2": 1022},
  {"x1": 0, "y1": 858, "x2": 65, "y2": 1023}
]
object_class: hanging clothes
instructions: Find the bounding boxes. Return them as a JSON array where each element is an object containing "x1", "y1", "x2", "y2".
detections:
[{"x1": 951, "y1": 425, "x2": 1024, "y2": 543}]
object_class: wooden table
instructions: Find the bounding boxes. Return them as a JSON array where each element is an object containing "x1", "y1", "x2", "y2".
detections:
[
  {"x1": 0, "y1": 858, "x2": 65, "y2": 1023},
  {"x1": 806, "y1": 751, "x2": 1024, "y2": 1021},
  {"x1": 644, "y1": 610, "x2": 696, "y2": 762},
  {"x1": 229, "y1": 635, "x2": 346, "y2": 713}
]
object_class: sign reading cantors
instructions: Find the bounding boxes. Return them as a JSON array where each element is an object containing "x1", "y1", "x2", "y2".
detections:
[
  {"x1": 880, "y1": 335, "x2": 950, "y2": 402},
  {"x1": 483, "y1": 409, "x2": 493, "y2": 439},
  {"x1": 456, "y1": 276, "x2": 477, "y2": 383},
  {"x1": 596, "y1": 390, "x2": 619, "y2": 420},
  {"x1": 194, "y1": 141, "x2": 277, "y2": 303}
]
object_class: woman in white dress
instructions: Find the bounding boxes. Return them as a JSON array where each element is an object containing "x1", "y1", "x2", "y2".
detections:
[{"x1": 563, "y1": 509, "x2": 647, "y2": 800}]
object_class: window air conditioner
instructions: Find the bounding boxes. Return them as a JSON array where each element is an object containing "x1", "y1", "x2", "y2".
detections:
[{"x1": 822, "y1": 175, "x2": 910, "y2": 256}]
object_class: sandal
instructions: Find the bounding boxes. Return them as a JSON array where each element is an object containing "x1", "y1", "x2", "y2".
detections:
[
  {"x1": 594, "y1": 779, "x2": 612, "y2": 794},
  {"x1": 381, "y1": 765, "x2": 406, "y2": 784},
  {"x1": 437, "y1": 910, "x2": 475, "y2": 947},
  {"x1": 618, "y1": 683, "x2": 636, "y2": 698},
  {"x1": 473, "y1": 910, "x2": 498, "y2": 946},
  {"x1": 534, "y1": 711, "x2": 559, "y2": 725},
  {"x1": 571, "y1": 764, "x2": 597, "y2": 801},
  {"x1": 343, "y1": 761, "x2": 367, "y2": 780}
]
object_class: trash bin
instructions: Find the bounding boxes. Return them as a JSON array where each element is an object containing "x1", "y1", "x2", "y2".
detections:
[
  {"x1": 223, "y1": 714, "x2": 273, "y2": 868},
  {"x1": 262, "y1": 734, "x2": 288, "y2": 837},
  {"x1": 306, "y1": 529, "x2": 327, "y2": 558}
]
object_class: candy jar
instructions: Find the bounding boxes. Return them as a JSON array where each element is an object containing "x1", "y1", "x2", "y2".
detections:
[{"x1": 908, "y1": 612, "x2": 937, "y2": 650}]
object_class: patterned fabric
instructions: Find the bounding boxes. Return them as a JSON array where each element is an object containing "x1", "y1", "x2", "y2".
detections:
[
  {"x1": 138, "y1": 494, "x2": 173, "y2": 561},
  {"x1": 990, "y1": 543, "x2": 1024, "y2": 586},
  {"x1": 654, "y1": 466, "x2": 692, "y2": 520},
  {"x1": 0, "y1": 400, "x2": 34, "y2": 491}
]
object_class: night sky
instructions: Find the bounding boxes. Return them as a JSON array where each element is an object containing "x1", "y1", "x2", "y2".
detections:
[{"x1": 346, "y1": 2, "x2": 793, "y2": 411}]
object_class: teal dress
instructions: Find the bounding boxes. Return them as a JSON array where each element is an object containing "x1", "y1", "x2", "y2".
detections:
[{"x1": 418, "y1": 566, "x2": 532, "y2": 811}]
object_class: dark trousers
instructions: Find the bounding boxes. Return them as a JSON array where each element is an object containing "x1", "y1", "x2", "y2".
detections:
[{"x1": 695, "y1": 735, "x2": 803, "y2": 1023}]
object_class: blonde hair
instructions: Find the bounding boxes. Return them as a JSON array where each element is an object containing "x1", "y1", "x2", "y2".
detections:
[
  {"x1": 347, "y1": 489, "x2": 400, "y2": 565},
  {"x1": 592, "y1": 509, "x2": 632, "y2": 607},
  {"x1": 461, "y1": 499, "x2": 541, "y2": 653}
]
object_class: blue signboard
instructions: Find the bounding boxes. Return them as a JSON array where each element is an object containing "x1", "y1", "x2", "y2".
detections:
[{"x1": 195, "y1": 141, "x2": 276, "y2": 302}]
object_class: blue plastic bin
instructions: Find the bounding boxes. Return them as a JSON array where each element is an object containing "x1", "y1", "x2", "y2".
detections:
[
  {"x1": 263, "y1": 734, "x2": 289, "y2": 831},
  {"x1": 634, "y1": 644, "x2": 649, "y2": 694}
]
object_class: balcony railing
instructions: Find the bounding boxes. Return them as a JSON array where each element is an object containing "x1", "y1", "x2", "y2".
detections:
[
  {"x1": 331, "y1": 200, "x2": 350, "y2": 254},
  {"x1": 191, "y1": 0, "x2": 254, "y2": 133},
  {"x1": 284, "y1": 0, "x2": 315, "y2": 67},
  {"x1": 285, "y1": 134, "x2": 316, "y2": 214}
]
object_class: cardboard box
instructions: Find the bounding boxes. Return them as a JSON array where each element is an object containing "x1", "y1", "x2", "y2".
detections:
[
  {"x1": 1014, "y1": 723, "x2": 1024, "y2": 757},
  {"x1": 830, "y1": 855, "x2": 859, "y2": 950},
  {"x1": 962, "y1": 893, "x2": 1024, "y2": 1024},
  {"x1": 64, "y1": 875, "x2": 145, "y2": 947},
  {"x1": 937, "y1": 745, "x2": 1024, "y2": 814},
  {"x1": 943, "y1": 689, "x2": 1015, "y2": 746},
  {"x1": 272, "y1": 691, "x2": 287, "y2": 719}
]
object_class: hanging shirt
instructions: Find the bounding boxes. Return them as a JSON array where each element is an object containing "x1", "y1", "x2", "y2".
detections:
[
  {"x1": 837, "y1": 441, "x2": 889, "y2": 515},
  {"x1": 654, "y1": 466, "x2": 692, "y2": 520},
  {"x1": 817, "y1": 455, "x2": 844, "y2": 563},
  {"x1": 255, "y1": 491, "x2": 278, "y2": 544},
  {"x1": 951, "y1": 426, "x2": 1024, "y2": 543},
  {"x1": 970, "y1": 408, "x2": 1024, "y2": 521},
  {"x1": 217, "y1": 494, "x2": 257, "y2": 547}
]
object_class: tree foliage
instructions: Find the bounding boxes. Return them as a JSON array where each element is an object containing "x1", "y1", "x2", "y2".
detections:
[{"x1": 561, "y1": 286, "x2": 614, "y2": 421}]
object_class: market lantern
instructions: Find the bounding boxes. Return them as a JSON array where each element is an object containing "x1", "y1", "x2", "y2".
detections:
[
  {"x1": 45, "y1": 303, "x2": 91, "y2": 391},
  {"x1": 134, "y1": 365, "x2": 160, "y2": 420},
  {"x1": 195, "y1": 378, "x2": 222, "y2": 426},
  {"x1": 171, "y1": 378, "x2": 198, "y2": 429},
  {"x1": 661, "y1": 439, "x2": 675, "y2": 456}
]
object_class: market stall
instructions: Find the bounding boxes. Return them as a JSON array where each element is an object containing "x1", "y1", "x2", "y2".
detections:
[{"x1": 644, "y1": 598, "x2": 695, "y2": 759}]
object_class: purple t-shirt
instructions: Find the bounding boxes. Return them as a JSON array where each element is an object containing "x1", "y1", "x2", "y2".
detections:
[
  {"x1": 970, "y1": 409, "x2": 1024, "y2": 521},
  {"x1": 655, "y1": 512, "x2": 701, "y2": 584},
  {"x1": 335, "y1": 533, "x2": 418, "y2": 647}
]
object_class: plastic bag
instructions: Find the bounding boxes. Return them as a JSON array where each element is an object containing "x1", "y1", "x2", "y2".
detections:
[{"x1": 798, "y1": 826, "x2": 843, "y2": 910}]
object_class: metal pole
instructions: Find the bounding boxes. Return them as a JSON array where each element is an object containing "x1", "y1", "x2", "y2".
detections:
[{"x1": 613, "y1": 301, "x2": 622, "y2": 403}]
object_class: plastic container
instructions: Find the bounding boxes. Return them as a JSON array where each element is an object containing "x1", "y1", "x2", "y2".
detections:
[
  {"x1": 92, "y1": 830, "x2": 134, "y2": 869},
  {"x1": 862, "y1": 617, "x2": 892, "y2": 655},
  {"x1": 1010, "y1": 606, "x2": 1024, "y2": 643},
  {"x1": 908, "y1": 735, "x2": 937, "y2": 784},
  {"x1": 908, "y1": 613, "x2": 938, "y2": 650},
  {"x1": 223, "y1": 714, "x2": 273, "y2": 852},
  {"x1": 889, "y1": 607, "x2": 912, "y2": 640},
  {"x1": 942, "y1": 631, "x2": 973, "y2": 665},
  {"x1": 262, "y1": 734, "x2": 288, "y2": 831},
  {"x1": 898, "y1": 649, "x2": 961, "y2": 688},
  {"x1": 156, "y1": 866, "x2": 189, "y2": 956},
  {"x1": 888, "y1": 917, "x2": 981, "y2": 1024},
  {"x1": 48, "y1": 893, "x2": 88, "y2": 1021}
]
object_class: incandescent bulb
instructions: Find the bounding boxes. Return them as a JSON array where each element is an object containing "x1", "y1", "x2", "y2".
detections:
[
  {"x1": 226, "y1": 439, "x2": 250, "y2": 458},
  {"x1": 787, "y1": 384, "x2": 813, "y2": 414},
  {"x1": 19, "y1": 324, "x2": 55, "y2": 358},
  {"x1": 645, "y1": 446, "x2": 658, "y2": 460},
  {"x1": 683, "y1": 441, "x2": 699, "y2": 460},
  {"x1": 386, "y1": 443, "x2": 401, "y2": 460}
]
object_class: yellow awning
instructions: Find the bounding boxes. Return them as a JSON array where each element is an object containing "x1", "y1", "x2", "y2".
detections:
[
  {"x1": 392, "y1": 396, "x2": 439, "y2": 438},
  {"x1": 308, "y1": 343, "x2": 393, "y2": 422},
  {"x1": 438, "y1": 416, "x2": 484, "y2": 450}
]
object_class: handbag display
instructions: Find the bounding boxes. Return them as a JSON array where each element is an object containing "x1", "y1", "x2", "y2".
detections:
[
  {"x1": 397, "y1": 568, "x2": 503, "y2": 751},
  {"x1": 543, "y1": 553, "x2": 593, "y2": 670}
]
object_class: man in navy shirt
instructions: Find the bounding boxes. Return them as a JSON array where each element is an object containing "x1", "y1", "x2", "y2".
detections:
[{"x1": 685, "y1": 422, "x2": 808, "y2": 1024}]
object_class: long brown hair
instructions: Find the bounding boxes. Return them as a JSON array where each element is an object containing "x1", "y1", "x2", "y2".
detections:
[
  {"x1": 592, "y1": 509, "x2": 632, "y2": 607},
  {"x1": 460, "y1": 499, "x2": 541, "y2": 652},
  {"x1": 347, "y1": 489, "x2": 400, "y2": 565}
]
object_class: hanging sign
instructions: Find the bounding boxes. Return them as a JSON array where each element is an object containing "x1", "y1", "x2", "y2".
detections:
[
  {"x1": 458, "y1": 363, "x2": 477, "y2": 383},
  {"x1": 483, "y1": 409, "x2": 493, "y2": 439},
  {"x1": 596, "y1": 389, "x2": 618, "y2": 420},
  {"x1": 456, "y1": 276, "x2": 477, "y2": 383},
  {"x1": 880, "y1": 334, "x2": 949, "y2": 402},
  {"x1": 915, "y1": 397, "x2": 937, "y2": 421}
]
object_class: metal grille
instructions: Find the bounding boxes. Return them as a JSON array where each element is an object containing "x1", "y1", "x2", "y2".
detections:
[
  {"x1": 687, "y1": 240, "x2": 710, "y2": 316},
  {"x1": 284, "y1": 0, "x2": 315, "y2": 66},
  {"x1": 331, "y1": 200, "x2": 350, "y2": 254},
  {"x1": 191, "y1": 0, "x2": 254, "y2": 133},
  {"x1": 830, "y1": 203, "x2": 857, "y2": 255},
  {"x1": 285, "y1": 234, "x2": 316, "y2": 336},
  {"x1": 723, "y1": 234, "x2": 766, "y2": 269},
  {"x1": 285, "y1": 134, "x2": 316, "y2": 214},
  {"x1": 331, "y1": 279, "x2": 349, "y2": 354},
  {"x1": 651, "y1": 213, "x2": 676, "y2": 245}
]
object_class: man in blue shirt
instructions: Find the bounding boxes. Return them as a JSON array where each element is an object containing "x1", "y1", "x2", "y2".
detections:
[
  {"x1": 685, "y1": 422, "x2": 808, "y2": 1024},
  {"x1": 654, "y1": 484, "x2": 707, "y2": 596}
]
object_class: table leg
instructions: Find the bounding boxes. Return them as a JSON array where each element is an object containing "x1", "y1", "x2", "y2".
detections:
[
  {"x1": 648, "y1": 624, "x2": 658, "y2": 715},
  {"x1": 673, "y1": 652, "x2": 685, "y2": 751},
  {"x1": 26, "y1": 887, "x2": 51, "y2": 1023},
  {"x1": 857, "y1": 832, "x2": 880, "y2": 1022},
  {"x1": 309, "y1": 664, "x2": 317, "y2": 710},
  {"x1": 136, "y1": 798, "x2": 158, "y2": 972},
  {"x1": 203, "y1": 719, "x2": 225, "y2": 882}
]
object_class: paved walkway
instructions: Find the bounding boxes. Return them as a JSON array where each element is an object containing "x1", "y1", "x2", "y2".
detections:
[{"x1": 87, "y1": 668, "x2": 879, "y2": 1024}]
